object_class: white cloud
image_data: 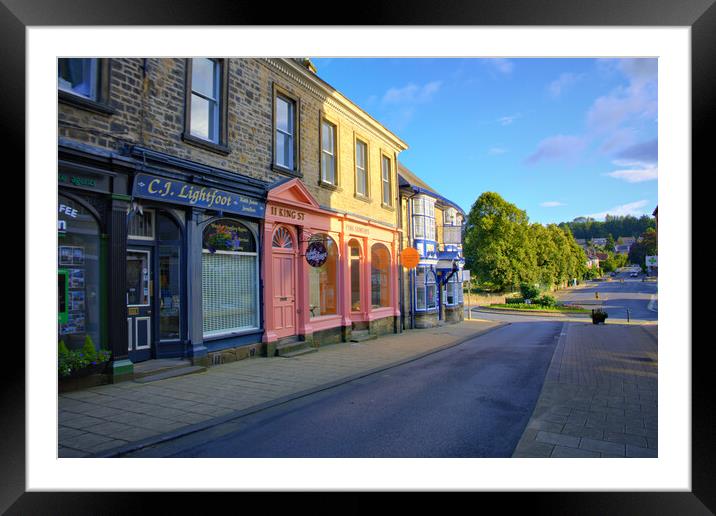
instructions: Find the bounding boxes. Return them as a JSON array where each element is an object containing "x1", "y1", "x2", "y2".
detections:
[
  {"x1": 488, "y1": 147, "x2": 507, "y2": 155},
  {"x1": 587, "y1": 59, "x2": 657, "y2": 134},
  {"x1": 587, "y1": 199, "x2": 650, "y2": 220},
  {"x1": 540, "y1": 201, "x2": 565, "y2": 207},
  {"x1": 606, "y1": 165, "x2": 658, "y2": 183},
  {"x1": 548, "y1": 72, "x2": 584, "y2": 98},
  {"x1": 382, "y1": 81, "x2": 442, "y2": 105},
  {"x1": 526, "y1": 134, "x2": 586, "y2": 164},
  {"x1": 497, "y1": 113, "x2": 521, "y2": 126},
  {"x1": 481, "y1": 58, "x2": 514, "y2": 76}
]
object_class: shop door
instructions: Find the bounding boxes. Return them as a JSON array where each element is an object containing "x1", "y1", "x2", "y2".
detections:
[
  {"x1": 126, "y1": 248, "x2": 153, "y2": 362},
  {"x1": 272, "y1": 251, "x2": 296, "y2": 338}
]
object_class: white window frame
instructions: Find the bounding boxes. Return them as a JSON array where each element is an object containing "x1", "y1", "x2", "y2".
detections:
[
  {"x1": 58, "y1": 58, "x2": 99, "y2": 100},
  {"x1": 201, "y1": 220, "x2": 260, "y2": 338},
  {"x1": 189, "y1": 58, "x2": 221, "y2": 143},
  {"x1": 321, "y1": 120, "x2": 337, "y2": 185},
  {"x1": 355, "y1": 139, "x2": 368, "y2": 196},
  {"x1": 381, "y1": 155, "x2": 392, "y2": 206},
  {"x1": 275, "y1": 94, "x2": 296, "y2": 170}
]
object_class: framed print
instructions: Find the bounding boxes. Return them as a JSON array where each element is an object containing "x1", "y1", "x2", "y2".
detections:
[
  {"x1": 10, "y1": 0, "x2": 710, "y2": 514},
  {"x1": 58, "y1": 246, "x2": 73, "y2": 266}
]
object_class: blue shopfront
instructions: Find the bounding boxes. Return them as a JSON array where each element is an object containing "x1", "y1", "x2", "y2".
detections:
[{"x1": 126, "y1": 148, "x2": 267, "y2": 366}]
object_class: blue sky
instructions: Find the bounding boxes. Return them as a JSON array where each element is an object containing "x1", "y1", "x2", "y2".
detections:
[{"x1": 311, "y1": 58, "x2": 658, "y2": 225}]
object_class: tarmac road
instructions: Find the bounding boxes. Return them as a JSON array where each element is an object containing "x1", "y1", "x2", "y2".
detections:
[{"x1": 126, "y1": 320, "x2": 564, "y2": 458}]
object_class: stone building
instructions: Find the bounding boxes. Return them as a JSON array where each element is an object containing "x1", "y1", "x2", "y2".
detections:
[
  {"x1": 398, "y1": 163, "x2": 465, "y2": 329},
  {"x1": 57, "y1": 57, "x2": 407, "y2": 384}
]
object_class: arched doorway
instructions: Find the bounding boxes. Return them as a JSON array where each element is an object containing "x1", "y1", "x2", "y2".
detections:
[
  {"x1": 271, "y1": 225, "x2": 297, "y2": 338},
  {"x1": 127, "y1": 208, "x2": 185, "y2": 362}
]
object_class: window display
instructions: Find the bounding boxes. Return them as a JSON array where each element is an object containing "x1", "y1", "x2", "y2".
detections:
[
  {"x1": 371, "y1": 244, "x2": 391, "y2": 308},
  {"x1": 309, "y1": 234, "x2": 338, "y2": 317},
  {"x1": 57, "y1": 195, "x2": 101, "y2": 352},
  {"x1": 202, "y1": 219, "x2": 259, "y2": 336}
]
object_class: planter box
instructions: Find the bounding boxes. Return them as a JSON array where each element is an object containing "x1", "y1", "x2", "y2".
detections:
[{"x1": 59, "y1": 362, "x2": 110, "y2": 393}]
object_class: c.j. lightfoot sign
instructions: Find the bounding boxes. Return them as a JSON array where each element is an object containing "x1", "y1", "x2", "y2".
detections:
[{"x1": 132, "y1": 173, "x2": 265, "y2": 217}]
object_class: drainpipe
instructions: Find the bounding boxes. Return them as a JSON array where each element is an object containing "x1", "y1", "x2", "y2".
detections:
[{"x1": 406, "y1": 190, "x2": 418, "y2": 330}]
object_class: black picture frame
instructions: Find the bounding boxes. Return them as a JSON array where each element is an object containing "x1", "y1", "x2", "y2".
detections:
[{"x1": 6, "y1": 0, "x2": 707, "y2": 513}]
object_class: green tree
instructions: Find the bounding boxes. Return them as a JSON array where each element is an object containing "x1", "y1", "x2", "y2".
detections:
[
  {"x1": 628, "y1": 228, "x2": 658, "y2": 270},
  {"x1": 464, "y1": 192, "x2": 536, "y2": 291}
]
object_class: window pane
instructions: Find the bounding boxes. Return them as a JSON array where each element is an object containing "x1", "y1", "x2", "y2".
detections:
[
  {"x1": 309, "y1": 235, "x2": 338, "y2": 317},
  {"x1": 276, "y1": 96, "x2": 293, "y2": 134},
  {"x1": 357, "y1": 168, "x2": 367, "y2": 195},
  {"x1": 58, "y1": 58, "x2": 98, "y2": 99},
  {"x1": 427, "y1": 284, "x2": 437, "y2": 309},
  {"x1": 191, "y1": 58, "x2": 218, "y2": 99},
  {"x1": 58, "y1": 195, "x2": 101, "y2": 352},
  {"x1": 202, "y1": 253, "x2": 258, "y2": 335},
  {"x1": 157, "y1": 212, "x2": 181, "y2": 241},
  {"x1": 159, "y1": 246, "x2": 181, "y2": 340},
  {"x1": 371, "y1": 244, "x2": 391, "y2": 308},
  {"x1": 190, "y1": 95, "x2": 216, "y2": 141},
  {"x1": 127, "y1": 210, "x2": 154, "y2": 239},
  {"x1": 416, "y1": 286, "x2": 426, "y2": 310},
  {"x1": 276, "y1": 132, "x2": 293, "y2": 169},
  {"x1": 322, "y1": 121, "x2": 334, "y2": 152},
  {"x1": 356, "y1": 141, "x2": 366, "y2": 168},
  {"x1": 126, "y1": 251, "x2": 150, "y2": 306},
  {"x1": 322, "y1": 154, "x2": 335, "y2": 184}
]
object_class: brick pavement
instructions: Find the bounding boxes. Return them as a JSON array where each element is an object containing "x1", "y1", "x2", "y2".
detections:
[
  {"x1": 512, "y1": 321, "x2": 658, "y2": 458},
  {"x1": 58, "y1": 319, "x2": 502, "y2": 457}
]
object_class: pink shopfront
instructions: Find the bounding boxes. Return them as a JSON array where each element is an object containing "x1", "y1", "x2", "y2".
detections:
[{"x1": 262, "y1": 179, "x2": 400, "y2": 353}]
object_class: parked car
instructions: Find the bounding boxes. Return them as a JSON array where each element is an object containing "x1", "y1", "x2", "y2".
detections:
[{"x1": 630, "y1": 272, "x2": 639, "y2": 277}]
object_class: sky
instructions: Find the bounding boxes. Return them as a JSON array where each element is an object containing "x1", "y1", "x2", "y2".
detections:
[{"x1": 311, "y1": 58, "x2": 658, "y2": 225}]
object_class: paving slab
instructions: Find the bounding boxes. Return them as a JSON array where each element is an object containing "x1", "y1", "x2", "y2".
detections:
[
  {"x1": 513, "y1": 322, "x2": 657, "y2": 459},
  {"x1": 58, "y1": 319, "x2": 503, "y2": 457}
]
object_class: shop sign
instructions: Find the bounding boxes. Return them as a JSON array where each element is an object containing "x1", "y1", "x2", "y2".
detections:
[
  {"x1": 270, "y1": 206, "x2": 305, "y2": 221},
  {"x1": 59, "y1": 173, "x2": 110, "y2": 193},
  {"x1": 132, "y1": 173, "x2": 265, "y2": 218},
  {"x1": 306, "y1": 241, "x2": 328, "y2": 267},
  {"x1": 402, "y1": 247, "x2": 420, "y2": 269}
]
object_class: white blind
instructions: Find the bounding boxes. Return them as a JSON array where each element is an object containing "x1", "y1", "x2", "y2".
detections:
[{"x1": 202, "y1": 252, "x2": 258, "y2": 336}]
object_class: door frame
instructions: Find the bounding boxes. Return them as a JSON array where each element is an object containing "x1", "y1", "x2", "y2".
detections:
[
  {"x1": 271, "y1": 225, "x2": 298, "y2": 339},
  {"x1": 126, "y1": 246, "x2": 154, "y2": 362}
]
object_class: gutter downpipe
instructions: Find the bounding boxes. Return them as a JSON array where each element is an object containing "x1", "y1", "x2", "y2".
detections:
[{"x1": 406, "y1": 189, "x2": 419, "y2": 330}]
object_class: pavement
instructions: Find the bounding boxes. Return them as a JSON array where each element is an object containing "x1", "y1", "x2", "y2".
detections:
[
  {"x1": 58, "y1": 319, "x2": 503, "y2": 457},
  {"x1": 512, "y1": 321, "x2": 658, "y2": 458}
]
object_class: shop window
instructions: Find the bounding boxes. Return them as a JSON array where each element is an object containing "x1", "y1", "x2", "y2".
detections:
[
  {"x1": 415, "y1": 266, "x2": 436, "y2": 311},
  {"x1": 309, "y1": 234, "x2": 338, "y2": 317},
  {"x1": 371, "y1": 244, "x2": 391, "y2": 308},
  {"x1": 349, "y1": 239, "x2": 362, "y2": 312},
  {"x1": 202, "y1": 219, "x2": 258, "y2": 337},
  {"x1": 58, "y1": 195, "x2": 102, "y2": 353}
]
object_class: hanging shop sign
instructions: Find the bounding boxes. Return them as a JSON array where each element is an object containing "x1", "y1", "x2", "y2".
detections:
[
  {"x1": 402, "y1": 247, "x2": 420, "y2": 269},
  {"x1": 132, "y1": 173, "x2": 265, "y2": 218},
  {"x1": 306, "y1": 241, "x2": 328, "y2": 267}
]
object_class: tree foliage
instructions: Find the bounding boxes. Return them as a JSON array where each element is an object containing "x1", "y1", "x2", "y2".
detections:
[
  {"x1": 628, "y1": 228, "x2": 658, "y2": 271},
  {"x1": 559, "y1": 214, "x2": 655, "y2": 241},
  {"x1": 464, "y1": 192, "x2": 588, "y2": 291}
]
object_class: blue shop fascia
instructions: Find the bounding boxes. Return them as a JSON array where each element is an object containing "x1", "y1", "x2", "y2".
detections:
[{"x1": 58, "y1": 139, "x2": 270, "y2": 381}]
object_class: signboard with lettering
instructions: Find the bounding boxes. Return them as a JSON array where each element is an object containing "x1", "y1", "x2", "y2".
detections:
[
  {"x1": 306, "y1": 241, "x2": 328, "y2": 267},
  {"x1": 132, "y1": 173, "x2": 265, "y2": 218}
]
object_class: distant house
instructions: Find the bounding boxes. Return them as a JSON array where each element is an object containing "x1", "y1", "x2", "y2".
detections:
[
  {"x1": 586, "y1": 257, "x2": 600, "y2": 269},
  {"x1": 596, "y1": 252, "x2": 609, "y2": 261},
  {"x1": 615, "y1": 236, "x2": 636, "y2": 254},
  {"x1": 591, "y1": 238, "x2": 608, "y2": 248},
  {"x1": 618, "y1": 236, "x2": 636, "y2": 246},
  {"x1": 614, "y1": 244, "x2": 631, "y2": 255}
]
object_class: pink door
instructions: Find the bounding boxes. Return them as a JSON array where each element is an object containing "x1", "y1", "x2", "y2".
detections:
[{"x1": 272, "y1": 227, "x2": 296, "y2": 338}]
